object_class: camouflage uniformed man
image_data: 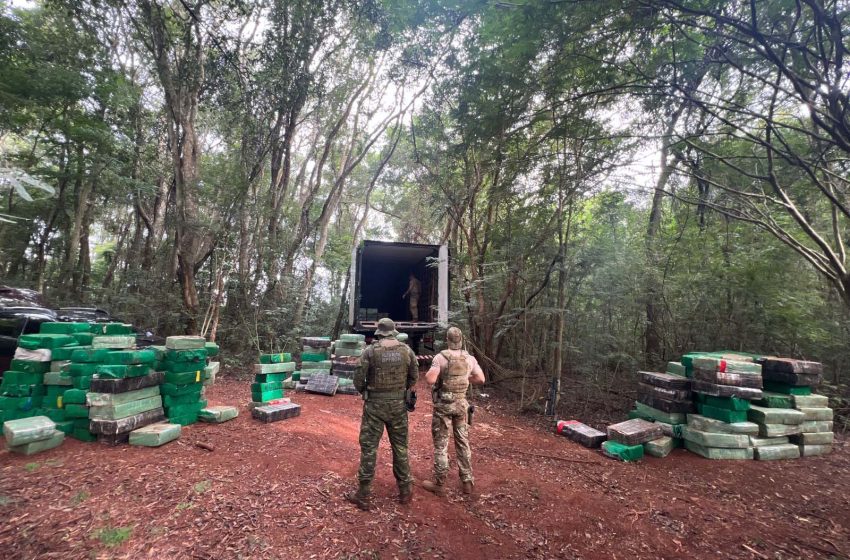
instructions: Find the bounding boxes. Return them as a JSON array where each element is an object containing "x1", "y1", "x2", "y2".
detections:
[
  {"x1": 346, "y1": 318, "x2": 418, "y2": 510},
  {"x1": 422, "y1": 327, "x2": 485, "y2": 496}
]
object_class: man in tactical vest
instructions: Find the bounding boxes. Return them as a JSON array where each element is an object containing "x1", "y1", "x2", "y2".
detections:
[
  {"x1": 346, "y1": 318, "x2": 418, "y2": 510},
  {"x1": 422, "y1": 326, "x2": 485, "y2": 496}
]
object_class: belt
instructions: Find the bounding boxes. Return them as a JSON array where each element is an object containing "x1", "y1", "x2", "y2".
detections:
[
  {"x1": 438, "y1": 391, "x2": 465, "y2": 401},
  {"x1": 367, "y1": 389, "x2": 405, "y2": 400}
]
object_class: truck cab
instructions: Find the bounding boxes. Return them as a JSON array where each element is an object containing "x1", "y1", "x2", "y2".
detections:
[{"x1": 349, "y1": 240, "x2": 448, "y2": 352}]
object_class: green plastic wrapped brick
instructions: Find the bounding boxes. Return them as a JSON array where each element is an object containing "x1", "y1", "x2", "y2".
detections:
[
  {"x1": 63, "y1": 389, "x2": 88, "y2": 405},
  {"x1": 798, "y1": 407, "x2": 833, "y2": 421},
  {"x1": 793, "y1": 394, "x2": 829, "y2": 408},
  {"x1": 259, "y1": 353, "x2": 293, "y2": 364},
  {"x1": 72, "y1": 332, "x2": 95, "y2": 345},
  {"x1": 165, "y1": 336, "x2": 206, "y2": 350},
  {"x1": 798, "y1": 444, "x2": 832, "y2": 457},
  {"x1": 762, "y1": 381, "x2": 811, "y2": 395},
  {"x1": 251, "y1": 381, "x2": 283, "y2": 392},
  {"x1": 754, "y1": 392, "x2": 794, "y2": 409},
  {"x1": 7, "y1": 430, "x2": 64, "y2": 455},
  {"x1": 71, "y1": 348, "x2": 109, "y2": 363},
  {"x1": 71, "y1": 376, "x2": 92, "y2": 390},
  {"x1": 198, "y1": 405, "x2": 238, "y2": 423},
  {"x1": 54, "y1": 420, "x2": 74, "y2": 434},
  {"x1": 601, "y1": 440, "x2": 644, "y2": 462},
  {"x1": 291, "y1": 372, "x2": 301, "y2": 381},
  {"x1": 41, "y1": 408, "x2": 67, "y2": 422},
  {"x1": 799, "y1": 420, "x2": 833, "y2": 433},
  {"x1": 164, "y1": 348, "x2": 207, "y2": 363},
  {"x1": 90, "y1": 323, "x2": 134, "y2": 335},
  {"x1": 747, "y1": 405, "x2": 805, "y2": 425},
  {"x1": 3, "y1": 416, "x2": 56, "y2": 446},
  {"x1": 749, "y1": 436, "x2": 790, "y2": 447},
  {"x1": 104, "y1": 349, "x2": 155, "y2": 365},
  {"x1": 301, "y1": 360, "x2": 333, "y2": 370},
  {"x1": 50, "y1": 345, "x2": 84, "y2": 361},
  {"x1": 340, "y1": 333, "x2": 365, "y2": 343},
  {"x1": 681, "y1": 426, "x2": 751, "y2": 448},
  {"x1": 91, "y1": 335, "x2": 136, "y2": 349},
  {"x1": 204, "y1": 342, "x2": 219, "y2": 357},
  {"x1": 696, "y1": 403, "x2": 747, "y2": 423},
  {"x1": 71, "y1": 428, "x2": 96, "y2": 442},
  {"x1": 693, "y1": 394, "x2": 751, "y2": 411},
  {"x1": 167, "y1": 412, "x2": 199, "y2": 426},
  {"x1": 9, "y1": 359, "x2": 50, "y2": 375},
  {"x1": 40, "y1": 322, "x2": 91, "y2": 334},
  {"x1": 87, "y1": 386, "x2": 160, "y2": 407},
  {"x1": 684, "y1": 440, "x2": 754, "y2": 460},
  {"x1": 1, "y1": 370, "x2": 44, "y2": 386},
  {"x1": 633, "y1": 401, "x2": 687, "y2": 424},
  {"x1": 644, "y1": 436, "x2": 675, "y2": 458},
  {"x1": 68, "y1": 363, "x2": 99, "y2": 377},
  {"x1": 301, "y1": 352, "x2": 328, "y2": 363},
  {"x1": 164, "y1": 400, "x2": 206, "y2": 417},
  {"x1": 160, "y1": 359, "x2": 208, "y2": 373},
  {"x1": 44, "y1": 371, "x2": 73, "y2": 387},
  {"x1": 692, "y1": 357, "x2": 761, "y2": 374},
  {"x1": 163, "y1": 370, "x2": 206, "y2": 385},
  {"x1": 163, "y1": 393, "x2": 203, "y2": 407},
  {"x1": 251, "y1": 389, "x2": 284, "y2": 402},
  {"x1": 754, "y1": 443, "x2": 800, "y2": 461},
  {"x1": 665, "y1": 362, "x2": 687, "y2": 377},
  {"x1": 49, "y1": 360, "x2": 70, "y2": 373},
  {"x1": 65, "y1": 404, "x2": 90, "y2": 418},
  {"x1": 758, "y1": 423, "x2": 802, "y2": 437},
  {"x1": 254, "y1": 373, "x2": 288, "y2": 384},
  {"x1": 89, "y1": 395, "x2": 163, "y2": 421},
  {"x1": 159, "y1": 383, "x2": 203, "y2": 397},
  {"x1": 254, "y1": 362, "x2": 296, "y2": 374},
  {"x1": 18, "y1": 333, "x2": 77, "y2": 350},
  {"x1": 334, "y1": 347, "x2": 363, "y2": 357},
  {"x1": 94, "y1": 364, "x2": 151, "y2": 379},
  {"x1": 129, "y1": 422, "x2": 181, "y2": 447}
]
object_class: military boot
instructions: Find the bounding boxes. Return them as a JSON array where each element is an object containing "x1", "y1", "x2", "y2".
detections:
[
  {"x1": 345, "y1": 483, "x2": 372, "y2": 511},
  {"x1": 421, "y1": 479, "x2": 445, "y2": 497},
  {"x1": 399, "y1": 484, "x2": 413, "y2": 505},
  {"x1": 461, "y1": 481, "x2": 474, "y2": 495}
]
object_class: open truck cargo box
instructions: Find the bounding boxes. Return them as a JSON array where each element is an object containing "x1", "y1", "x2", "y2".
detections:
[{"x1": 349, "y1": 240, "x2": 448, "y2": 334}]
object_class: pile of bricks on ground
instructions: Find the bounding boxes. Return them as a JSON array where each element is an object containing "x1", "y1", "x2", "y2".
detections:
[
  {"x1": 556, "y1": 350, "x2": 834, "y2": 462},
  {"x1": 1, "y1": 322, "x2": 233, "y2": 455},
  {"x1": 250, "y1": 351, "x2": 300, "y2": 423}
]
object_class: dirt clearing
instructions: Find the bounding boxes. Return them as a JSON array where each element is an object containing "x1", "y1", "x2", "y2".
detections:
[{"x1": 1, "y1": 374, "x2": 848, "y2": 559}]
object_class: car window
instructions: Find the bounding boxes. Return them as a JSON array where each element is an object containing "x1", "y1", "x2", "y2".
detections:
[{"x1": 0, "y1": 316, "x2": 22, "y2": 338}]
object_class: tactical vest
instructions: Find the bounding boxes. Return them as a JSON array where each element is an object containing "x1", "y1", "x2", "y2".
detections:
[
  {"x1": 368, "y1": 338, "x2": 408, "y2": 392},
  {"x1": 439, "y1": 349, "x2": 471, "y2": 395}
]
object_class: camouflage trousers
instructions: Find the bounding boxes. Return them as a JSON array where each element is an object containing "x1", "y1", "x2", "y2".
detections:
[
  {"x1": 432, "y1": 398, "x2": 473, "y2": 483},
  {"x1": 357, "y1": 399, "x2": 413, "y2": 490}
]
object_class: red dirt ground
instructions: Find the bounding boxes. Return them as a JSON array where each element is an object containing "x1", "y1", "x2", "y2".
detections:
[{"x1": 1, "y1": 374, "x2": 848, "y2": 560}]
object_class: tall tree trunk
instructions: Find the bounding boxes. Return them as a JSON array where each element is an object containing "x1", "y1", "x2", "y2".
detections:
[{"x1": 645, "y1": 107, "x2": 683, "y2": 366}]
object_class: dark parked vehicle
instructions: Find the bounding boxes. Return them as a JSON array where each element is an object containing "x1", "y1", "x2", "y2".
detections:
[
  {"x1": 0, "y1": 289, "x2": 163, "y2": 375},
  {"x1": 0, "y1": 286, "x2": 58, "y2": 375}
]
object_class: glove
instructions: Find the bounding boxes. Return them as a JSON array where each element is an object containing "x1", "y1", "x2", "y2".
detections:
[{"x1": 405, "y1": 389, "x2": 417, "y2": 412}]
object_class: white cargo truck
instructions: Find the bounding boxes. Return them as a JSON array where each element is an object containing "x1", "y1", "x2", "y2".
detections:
[{"x1": 349, "y1": 240, "x2": 449, "y2": 351}]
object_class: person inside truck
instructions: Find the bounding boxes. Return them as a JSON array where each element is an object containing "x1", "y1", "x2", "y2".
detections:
[{"x1": 402, "y1": 272, "x2": 421, "y2": 321}]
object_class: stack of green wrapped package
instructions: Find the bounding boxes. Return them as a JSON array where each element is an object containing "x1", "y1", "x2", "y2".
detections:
[
  {"x1": 158, "y1": 336, "x2": 209, "y2": 426},
  {"x1": 328, "y1": 334, "x2": 365, "y2": 394},
  {"x1": 3, "y1": 415, "x2": 64, "y2": 455},
  {"x1": 252, "y1": 352, "x2": 294, "y2": 404},
  {"x1": 753, "y1": 357, "x2": 830, "y2": 458},
  {"x1": 684, "y1": 355, "x2": 764, "y2": 460},
  {"x1": 297, "y1": 336, "x2": 332, "y2": 386},
  {"x1": 1, "y1": 323, "x2": 88, "y2": 430},
  {"x1": 64, "y1": 326, "x2": 138, "y2": 442},
  {"x1": 87, "y1": 347, "x2": 165, "y2": 445},
  {"x1": 204, "y1": 341, "x2": 220, "y2": 387}
]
